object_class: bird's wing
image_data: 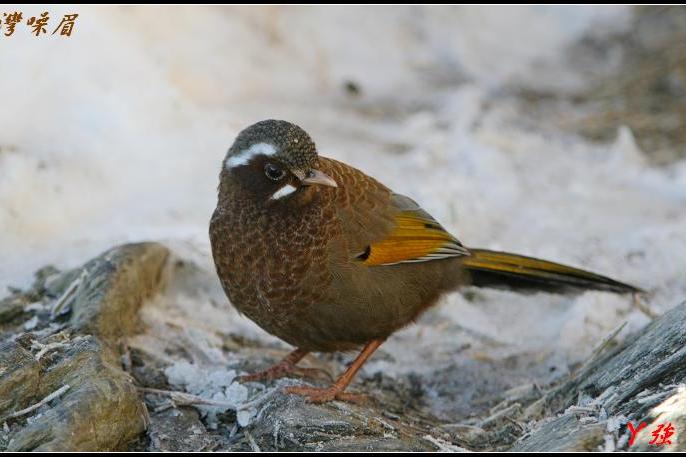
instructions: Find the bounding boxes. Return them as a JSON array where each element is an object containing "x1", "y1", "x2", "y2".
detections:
[
  {"x1": 320, "y1": 157, "x2": 468, "y2": 267},
  {"x1": 349, "y1": 192, "x2": 469, "y2": 266}
]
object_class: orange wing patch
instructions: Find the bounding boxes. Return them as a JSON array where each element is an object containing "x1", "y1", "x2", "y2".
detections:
[{"x1": 361, "y1": 212, "x2": 469, "y2": 266}]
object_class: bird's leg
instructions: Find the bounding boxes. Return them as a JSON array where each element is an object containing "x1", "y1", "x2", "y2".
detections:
[
  {"x1": 238, "y1": 348, "x2": 331, "y2": 382},
  {"x1": 284, "y1": 339, "x2": 385, "y2": 404}
]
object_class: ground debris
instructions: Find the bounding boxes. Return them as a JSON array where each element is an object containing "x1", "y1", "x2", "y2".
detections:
[{"x1": 1, "y1": 240, "x2": 684, "y2": 451}]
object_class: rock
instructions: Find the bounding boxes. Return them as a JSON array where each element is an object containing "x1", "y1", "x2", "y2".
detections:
[
  {"x1": 68, "y1": 243, "x2": 169, "y2": 341},
  {"x1": 0, "y1": 243, "x2": 169, "y2": 451},
  {"x1": 0, "y1": 297, "x2": 25, "y2": 324},
  {"x1": 244, "y1": 391, "x2": 437, "y2": 452},
  {"x1": 514, "y1": 414, "x2": 607, "y2": 452},
  {"x1": 7, "y1": 336, "x2": 149, "y2": 451},
  {"x1": 0, "y1": 341, "x2": 40, "y2": 418},
  {"x1": 147, "y1": 407, "x2": 217, "y2": 452},
  {"x1": 514, "y1": 300, "x2": 686, "y2": 451}
]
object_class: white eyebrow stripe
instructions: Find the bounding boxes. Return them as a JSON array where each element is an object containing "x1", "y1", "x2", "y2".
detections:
[
  {"x1": 225, "y1": 142, "x2": 277, "y2": 169},
  {"x1": 271, "y1": 184, "x2": 297, "y2": 200}
]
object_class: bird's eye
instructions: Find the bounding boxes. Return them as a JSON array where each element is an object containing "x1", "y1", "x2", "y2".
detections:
[{"x1": 264, "y1": 163, "x2": 285, "y2": 181}]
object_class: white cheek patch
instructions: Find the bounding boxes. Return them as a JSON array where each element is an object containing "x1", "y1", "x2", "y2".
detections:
[
  {"x1": 271, "y1": 184, "x2": 297, "y2": 200},
  {"x1": 225, "y1": 142, "x2": 276, "y2": 169}
]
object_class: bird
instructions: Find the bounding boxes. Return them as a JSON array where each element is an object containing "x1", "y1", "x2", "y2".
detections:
[{"x1": 209, "y1": 119, "x2": 640, "y2": 404}]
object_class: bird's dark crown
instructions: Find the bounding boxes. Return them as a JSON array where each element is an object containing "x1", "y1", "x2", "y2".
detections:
[{"x1": 225, "y1": 120, "x2": 319, "y2": 174}]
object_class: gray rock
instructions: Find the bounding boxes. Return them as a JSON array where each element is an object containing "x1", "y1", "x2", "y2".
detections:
[{"x1": 0, "y1": 243, "x2": 169, "y2": 451}]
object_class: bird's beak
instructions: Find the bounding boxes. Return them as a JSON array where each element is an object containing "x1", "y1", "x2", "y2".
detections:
[{"x1": 300, "y1": 169, "x2": 338, "y2": 188}]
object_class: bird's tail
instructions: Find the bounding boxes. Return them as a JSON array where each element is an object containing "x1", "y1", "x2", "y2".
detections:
[{"x1": 461, "y1": 249, "x2": 640, "y2": 294}]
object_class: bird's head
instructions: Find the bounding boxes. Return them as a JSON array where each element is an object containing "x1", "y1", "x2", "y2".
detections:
[{"x1": 220, "y1": 120, "x2": 337, "y2": 203}]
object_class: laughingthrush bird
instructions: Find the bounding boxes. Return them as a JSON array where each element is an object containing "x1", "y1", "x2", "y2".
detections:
[{"x1": 210, "y1": 119, "x2": 640, "y2": 403}]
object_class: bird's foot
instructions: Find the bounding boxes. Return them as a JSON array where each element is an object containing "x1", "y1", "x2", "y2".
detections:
[
  {"x1": 283, "y1": 385, "x2": 368, "y2": 404},
  {"x1": 238, "y1": 362, "x2": 332, "y2": 383}
]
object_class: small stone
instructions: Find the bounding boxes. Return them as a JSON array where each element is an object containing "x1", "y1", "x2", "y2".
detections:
[{"x1": 23, "y1": 316, "x2": 39, "y2": 331}]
